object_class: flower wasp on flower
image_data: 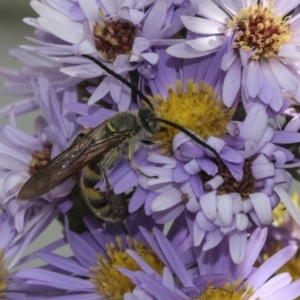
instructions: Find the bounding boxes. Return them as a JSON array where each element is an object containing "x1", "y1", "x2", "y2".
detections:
[{"x1": 17, "y1": 54, "x2": 220, "y2": 222}]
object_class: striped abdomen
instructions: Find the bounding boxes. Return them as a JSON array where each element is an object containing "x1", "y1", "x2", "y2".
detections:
[{"x1": 79, "y1": 161, "x2": 127, "y2": 222}]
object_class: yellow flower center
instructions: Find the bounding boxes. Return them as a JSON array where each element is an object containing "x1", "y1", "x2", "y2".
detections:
[
  {"x1": 90, "y1": 236, "x2": 164, "y2": 300},
  {"x1": 273, "y1": 193, "x2": 300, "y2": 239},
  {"x1": 94, "y1": 18, "x2": 137, "y2": 62},
  {"x1": 28, "y1": 146, "x2": 52, "y2": 175},
  {"x1": 0, "y1": 249, "x2": 9, "y2": 298},
  {"x1": 277, "y1": 254, "x2": 300, "y2": 282},
  {"x1": 227, "y1": 0, "x2": 292, "y2": 59},
  {"x1": 262, "y1": 240, "x2": 300, "y2": 298},
  {"x1": 195, "y1": 280, "x2": 255, "y2": 300},
  {"x1": 152, "y1": 80, "x2": 233, "y2": 152}
]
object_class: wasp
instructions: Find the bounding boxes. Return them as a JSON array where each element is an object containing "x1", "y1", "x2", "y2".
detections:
[{"x1": 17, "y1": 55, "x2": 220, "y2": 222}]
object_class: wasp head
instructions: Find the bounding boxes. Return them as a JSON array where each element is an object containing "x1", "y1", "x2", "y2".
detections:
[{"x1": 138, "y1": 107, "x2": 159, "y2": 134}]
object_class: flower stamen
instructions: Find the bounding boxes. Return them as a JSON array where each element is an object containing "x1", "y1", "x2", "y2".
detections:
[
  {"x1": 196, "y1": 280, "x2": 255, "y2": 300},
  {"x1": 94, "y1": 19, "x2": 137, "y2": 62},
  {"x1": 152, "y1": 80, "x2": 233, "y2": 152},
  {"x1": 90, "y1": 236, "x2": 163, "y2": 299},
  {"x1": 28, "y1": 146, "x2": 52, "y2": 175},
  {"x1": 227, "y1": 0, "x2": 292, "y2": 59}
]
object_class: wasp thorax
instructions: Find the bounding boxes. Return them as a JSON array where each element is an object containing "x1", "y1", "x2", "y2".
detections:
[
  {"x1": 138, "y1": 107, "x2": 160, "y2": 134},
  {"x1": 93, "y1": 19, "x2": 137, "y2": 62}
]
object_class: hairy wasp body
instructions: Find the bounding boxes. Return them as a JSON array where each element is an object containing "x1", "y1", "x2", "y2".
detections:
[{"x1": 18, "y1": 108, "x2": 159, "y2": 221}]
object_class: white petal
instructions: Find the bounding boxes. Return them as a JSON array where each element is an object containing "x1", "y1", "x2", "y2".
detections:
[
  {"x1": 196, "y1": 211, "x2": 217, "y2": 232},
  {"x1": 60, "y1": 64, "x2": 102, "y2": 78},
  {"x1": 23, "y1": 17, "x2": 44, "y2": 30},
  {"x1": 78, "y1": 0, "x2": 100, "y2": 21},
  {"x1": 217, "y1": 194, "x2": 233, "y2": 226},
  {"x1": 240, "y1": 104, "x2": 268, "y2": 140},
  {"x1": 37, "y1": 17, "x2": 84, "y2": 44},
  {"x1": 202, "y1": 230, "x2": 223, "y2": 251},
  {"x1": 204, "y1": 175, "x2": 224, "y2": 191},
  {"x1": 199, "y1": 192, "x2": 217, "y2": 222},
  {"x1": 78, "y1": 40, "x2": 97, "y2": 55},
  {"x1": 167, "y1": 42, "x2": 209, "y2": 58},
  {"x1": 229, "y1": 230, "x2": 247, "y2": 264},
  {"x1": 218, "y1": 0, "x2": 240, "y2": 16},
  {"x1": 278, "y1": 44, "x2": 300, "y2": 60},
  {"x1": 251, "y1": 162, "x2": 274, "y2": 180},
  {"x1": 193, "y1": 221, "x2": 205, "y2": 246},
  {"x1": 245, "y1": 60, "x2": 263, "y2": 98},
  {"x1": 31, "y1": 0, "x2": 69, "y2": 21},
  {"x1": 274, "y1": 186, "x2": 300, "y2": 226},
  {"x1": 221, "y1": 51, "x2": 237, "y2": 71},
  {"x1": 142, "y1": 0, "x2": 167, "y2": 39},
  {"x1": 151, "y1": 188, "x2": 182, "y2": 211},
  {"x1": 140, "y1": 53, "x2": 158, "y2": 65},
  {"x1": 269, "y1": 57, "x2": 298, "y2": 91},
  {"x1": 250, "y1": 193, "x2": 273, "y2": 225},
  {"x1": 242, "y1": 199, "x2": 253, "y2": 213},
  {"x1": 184, "y1": 159, "x2": 201, "y2": 175},
  {"x1": 235, "y1": 213, "x2": 249, "y2": 231},
  {"x1": 88, "y1": 80, "x2": 109, "y2": 105},
  {"x1": 195, "y1": 0, "x2": 229, "y2": 24},
  {"x1": 186, "y1": 36, "x2": 223, "y2": 52},
  {"x1": 181, "y1": 16, "x2": 226, "y2": 34},
  {"x1": 274, "y1": 0, "x2": 299, "y2": 16},
  {"x1": 222, "y1": 57, "x2": 242, "y2": 107}
]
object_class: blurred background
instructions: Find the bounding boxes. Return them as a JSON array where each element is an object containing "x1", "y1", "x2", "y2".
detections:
[
  {"x1": 0, "y1": 0, "x2": 41, "y2": 130},
  {"x1": 0, "y1": 0, "x2": 70, "y2": 264}
]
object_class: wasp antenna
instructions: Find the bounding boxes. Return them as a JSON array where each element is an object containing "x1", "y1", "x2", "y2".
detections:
[
  {"x1": 157, "y1": 118, "x2": 221, "y2": 159},
  {"x1": 81, "y1": 54, "x2": 154, "y2": 110}
]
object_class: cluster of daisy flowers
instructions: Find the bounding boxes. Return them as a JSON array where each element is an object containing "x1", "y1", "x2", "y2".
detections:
[{"x1": 1, "y1": 0, "x2": 300, "y2": 298}]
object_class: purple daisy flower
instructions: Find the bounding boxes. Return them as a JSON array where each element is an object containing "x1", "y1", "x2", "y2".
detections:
[
  {"x1": 0, "y1": 77, "x2": 78, "y2": 230},
  {"x1": 15, "y1": 211, "x2": 196, "y2": 299},
  {"x1": 123, "y1": 228, "x2": 300, "y2": 300},
  {"x1": 167, "y1": 0, "x2": 300, "y2": 113},
  {"x1": 146, "y1": 103, "x2": 300, "y2": 263},
  {"x1": 0, "y1": 212, "x2": 59, "y2": 299},
  {"x1": 0, "y1": 48, "x2": 70, "y2": 117},
  {"x1": 22, "y1": 0, "x2": 196, "y2": 110}
]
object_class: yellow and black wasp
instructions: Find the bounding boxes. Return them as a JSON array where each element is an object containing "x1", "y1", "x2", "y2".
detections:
[{"x1": 18, "y1": 55, "x2": 219, "y2": 222}]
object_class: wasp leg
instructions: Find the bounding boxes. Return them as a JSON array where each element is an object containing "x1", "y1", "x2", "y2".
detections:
[{"x1": 126, "y1": 143, "x2": 158, "y2": 179}]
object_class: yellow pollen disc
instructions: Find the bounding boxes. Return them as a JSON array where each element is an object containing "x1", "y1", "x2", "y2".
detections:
[
  {"x1": 276, "y1": 255, "x2": 300, "y2": 282},
  {"x1": 227, "y1": 0, "x2": 292, "y2": 59},
  {"x1": 90, "y1": 236, "x2": 164, "y2": 299},
  {"x1": 152, "y1": 80, "x2": 233, "y2": 153},
  {"x1": 196, "y1": 280, "x2": 255, "y2": 300},
  {"x1": 0, "y1": 249, "x2": 9, "y2": 297},
  {"x1": 273, "y1": 193, "x2": 300, "y2": 239},
  {"x1": 261, "y1": 240, "x2": 300, "y2": 284}
]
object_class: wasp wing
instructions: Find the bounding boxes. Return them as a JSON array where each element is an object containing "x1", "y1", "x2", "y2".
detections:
[{"x1": 17, "y1": 126, "x2": 130, "y2": 200}]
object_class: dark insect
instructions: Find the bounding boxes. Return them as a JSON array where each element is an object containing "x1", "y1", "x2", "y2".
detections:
[{"x1": 17, "y1": 54, "x2": 219, "y2": 222}]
